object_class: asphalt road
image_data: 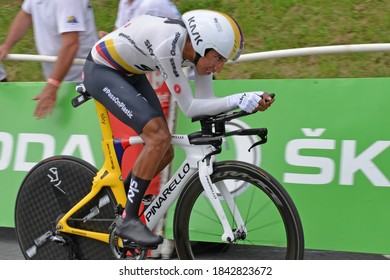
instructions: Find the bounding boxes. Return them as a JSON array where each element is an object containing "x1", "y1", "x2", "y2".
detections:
[{"x1": 1, "y1": 227, "x2": 388, "y2": 260}]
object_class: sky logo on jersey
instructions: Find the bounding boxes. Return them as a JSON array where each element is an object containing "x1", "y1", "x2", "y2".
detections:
[{"x1": 67, "y1": 16, "x2": 79, "y2": 24}]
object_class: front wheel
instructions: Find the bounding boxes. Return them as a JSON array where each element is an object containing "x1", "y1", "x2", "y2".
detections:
[{"x1": 173, "y1": 160, "x2": 304, "y2": 260}]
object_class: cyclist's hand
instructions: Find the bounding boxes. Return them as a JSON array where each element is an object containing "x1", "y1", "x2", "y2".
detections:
[
  {"x1": 229, "y1": 92, "x2": 263, "y2": 113},
  {"x1": 255, "y1": 92, "x2": 275, "y2": 112},
  {"x1": 33, "y1": 84, "x2": 57, "y2": 119}
]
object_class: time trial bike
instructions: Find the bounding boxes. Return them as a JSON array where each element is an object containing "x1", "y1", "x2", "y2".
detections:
[{"x1": 14, "y1": 84, "x2": 304, "y2": 260}]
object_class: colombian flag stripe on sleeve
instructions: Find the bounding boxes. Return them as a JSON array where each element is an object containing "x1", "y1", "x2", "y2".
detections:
[
  {"x1": 98, "y1": 39, "x2": 143, "y2": 74},
  {"x1": 96, "y1": 41, "x2": 127, "y2": 72}
]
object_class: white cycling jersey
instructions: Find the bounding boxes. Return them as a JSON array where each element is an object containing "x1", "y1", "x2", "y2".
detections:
[{"x1": 91, "y1": 15, "x2": 235, "y2": 118}]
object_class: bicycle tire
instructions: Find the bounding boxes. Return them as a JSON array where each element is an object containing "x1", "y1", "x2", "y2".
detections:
[
  {"x1": 15, "y1": 155, "x2": 118, "y2": 259},
  {"x1": 173, "y1": 160, "x2": 304, "y2": 260}
]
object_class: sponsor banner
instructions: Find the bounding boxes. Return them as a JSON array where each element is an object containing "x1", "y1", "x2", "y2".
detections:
[
  {"x1": 165, "y1": 77, "x2": 390, "y2": 255},
  {"x1": 0, "y1": 82, "x2": 103, "y2": 227}
]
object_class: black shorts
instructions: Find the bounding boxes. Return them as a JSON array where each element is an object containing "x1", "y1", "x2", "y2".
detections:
[{"x1": 83, "y1": 60, "x2": 165, "y2": 134}]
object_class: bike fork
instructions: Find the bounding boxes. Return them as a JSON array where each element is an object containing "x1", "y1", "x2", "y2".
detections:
[{"x1": 198, "y1": 159, "x2": 247, "y2": 243}]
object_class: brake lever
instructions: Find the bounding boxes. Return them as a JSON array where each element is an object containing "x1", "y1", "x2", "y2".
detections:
[
  {"x1": 248, "y1": 137, "x2": 267, "y2": 152},
  {"x1": 248, "y1": 128, "x2": 268, "y2": 152}
]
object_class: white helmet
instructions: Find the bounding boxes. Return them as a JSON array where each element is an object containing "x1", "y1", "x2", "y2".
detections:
[{"x1": 182, "y1": 9, "x2": 244, "y2": 61}]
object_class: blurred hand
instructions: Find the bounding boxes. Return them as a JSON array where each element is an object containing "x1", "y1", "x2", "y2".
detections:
[
  {"x1": 33, "y1": 84, "x2": 57, "y2": 119},
  {"x1": 0, "y1": 44, "x2": 9, "y2": 61},
  {"x1": 98, "y1": 30, "x2": 108, "y2": 39}
]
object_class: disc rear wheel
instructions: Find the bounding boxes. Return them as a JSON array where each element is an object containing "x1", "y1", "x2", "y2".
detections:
[{"x1": 15, "y1": 156, "x2": 118, "y2": 259}]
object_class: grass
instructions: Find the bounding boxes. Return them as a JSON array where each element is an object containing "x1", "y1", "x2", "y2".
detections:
[{"x1": 1, "y1": 0, "x2": 390, "y2": 81}]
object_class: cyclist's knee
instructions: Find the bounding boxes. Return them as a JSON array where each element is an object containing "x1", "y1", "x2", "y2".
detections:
[
  {"x1": 165, "y1": 145, "x2": 174, "y2": 162},
  {"x1": 142, "y1": 119, "x2": 171, "y2": 149},
  {"x1": 150, "y1": 126, "x2": 171, "y2": 145}
]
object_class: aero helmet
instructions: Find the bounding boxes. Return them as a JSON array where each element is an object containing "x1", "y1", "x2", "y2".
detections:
[{"x1": 182, "y1": 10, "x2": 244, "y2": 61}]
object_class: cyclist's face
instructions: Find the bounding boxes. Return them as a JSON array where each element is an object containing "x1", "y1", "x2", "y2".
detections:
[{"x1": 196, "y1": 50, "x2": 227, "y2": 76}]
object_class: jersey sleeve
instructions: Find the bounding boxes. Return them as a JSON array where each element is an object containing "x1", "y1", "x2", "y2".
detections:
[
  {"x1": 158, "y1": 57, "x2": 235, "y2": 118},
  {"x1": 56, "y1": 0, "x2": 88, "y2": 34},
  {"x1": 21, "y1": 0, "x2": 32, "y2": 14}
]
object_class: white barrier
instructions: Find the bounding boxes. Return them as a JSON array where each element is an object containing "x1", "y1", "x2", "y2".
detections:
[
  {"x1": 5, "y1": 54, "x2": 86, "y2": 65},
  {"x1": 5, "y1": 43, "x2": 390, "y2": 65},
  {"x1": 232, "y1": 43, "x2": 390, "y2": 63}
]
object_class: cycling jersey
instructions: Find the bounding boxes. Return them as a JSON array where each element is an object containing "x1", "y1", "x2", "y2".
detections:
[{"x1": 89, "y1": 14, "x2": 235, "y2": 119}]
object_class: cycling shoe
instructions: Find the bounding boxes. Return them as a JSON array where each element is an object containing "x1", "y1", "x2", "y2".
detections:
[{"x1": 115, "y1": 217, "x2": 163, "y2": 249}]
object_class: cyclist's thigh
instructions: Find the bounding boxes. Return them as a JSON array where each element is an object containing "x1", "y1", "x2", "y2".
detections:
[
  {"x1": 83, "y1": 61, "x2": 163, "y2": 134},
  {"x1": 132, "y1": 74, "x2": 165, "y2": 118}
]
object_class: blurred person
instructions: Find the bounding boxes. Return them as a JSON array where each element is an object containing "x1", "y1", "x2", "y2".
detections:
[
  {"x1": 0, "y1": 0, "x2": 98, "y2": 119},
  {"x1": 0, "y1": 63, "x2": 7, "y2": 82},
  {"x1": 98, "y1": 0, "x2": 181, "y2": 38},
  {"x1": 115, "y1": 0, "x2": 180, "y2": 27}
]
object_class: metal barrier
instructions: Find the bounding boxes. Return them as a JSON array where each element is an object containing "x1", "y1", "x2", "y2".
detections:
[{"x1": 5, "y1": 43, "x2": 390, "y2": 65}]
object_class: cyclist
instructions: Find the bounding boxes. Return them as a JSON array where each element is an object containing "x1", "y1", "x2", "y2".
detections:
[{"x1": 82, "y1": 9, "x2": 275, "y2": 249}]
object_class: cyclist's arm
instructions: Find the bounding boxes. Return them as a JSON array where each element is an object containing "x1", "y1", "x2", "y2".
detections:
[
  {"x1": 191, "y1": 67, "x2": 275, "y2": 113},
  {"x1": 159, "y1": 57, "x2": 235, "y2": 118}
]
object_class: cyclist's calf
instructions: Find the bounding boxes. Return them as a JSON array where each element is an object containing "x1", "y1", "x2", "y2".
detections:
[{"x1": 133, "y1": 117, "x2": 172, "y2": 179}]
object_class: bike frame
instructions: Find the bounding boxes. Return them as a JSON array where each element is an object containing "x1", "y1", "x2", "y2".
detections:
[{"x1": 56, "y1": 100, "x2": 244, "y2": 244}]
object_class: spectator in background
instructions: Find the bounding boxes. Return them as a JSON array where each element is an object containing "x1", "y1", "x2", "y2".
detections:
[
  {"x1": 0, "y1": 63, "x2": 7, "y2": 82},
  {"x1": 0, "y1": 0, "x2": 98, "y2": 119},
  {"x1": 115, "y1": 0, "x2": 180, "y2": 26},
  {"x1": 99, "y1": 0, "x2": 181, "y2": 38}
]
